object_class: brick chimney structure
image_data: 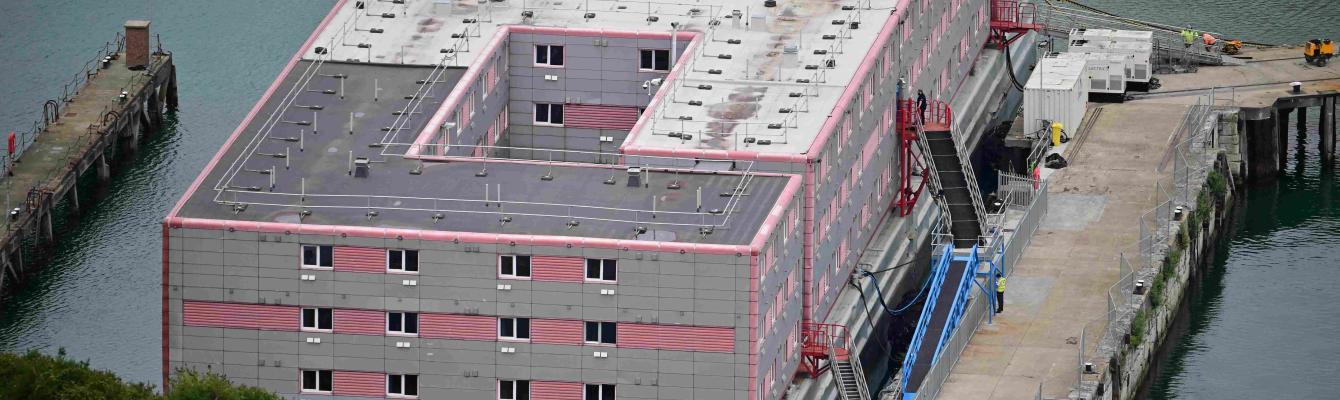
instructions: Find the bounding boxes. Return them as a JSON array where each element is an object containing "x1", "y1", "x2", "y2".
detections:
[{"x1": 124, "y1": 20, "x2": 151, "y2": 70}]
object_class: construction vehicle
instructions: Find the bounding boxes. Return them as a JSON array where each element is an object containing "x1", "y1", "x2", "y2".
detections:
[
  {"x1": 1221, "y1": 40, "x2": 1243, "y2": 55},
  {"x1": 1304, "y1": 39, "x2": 1334, "y2": 67}
]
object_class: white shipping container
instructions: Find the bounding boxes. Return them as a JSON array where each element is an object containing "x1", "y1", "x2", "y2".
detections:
[
  {"x1": 1024, "y1": 57, "x2": 1089, "y2": 136},
  {"x1": 1053, "y1": 52, "x2": 1128, "y2": 94},
  {"x1": 1068, "y1": 40, "x2": 1153, "y2": 83},
  {"x1": 1068, "y1": 28, "x2": 1154, "y2": 44}
]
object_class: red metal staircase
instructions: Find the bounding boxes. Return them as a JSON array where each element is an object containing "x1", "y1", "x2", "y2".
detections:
[
  {"x1": 989, "y1": 0, "x2": 1043, "y2": 48},
  {"x1": 801, "y1": 323, "x2": 871, "y2": 400}
]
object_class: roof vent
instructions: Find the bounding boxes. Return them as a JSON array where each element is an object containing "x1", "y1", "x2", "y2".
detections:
[
  {"x1": 353, "y1": 158, "x2": 370, "y2": 178},
  {"x1": 627, "y1": 167, "x2": 642, "y2": 188}
]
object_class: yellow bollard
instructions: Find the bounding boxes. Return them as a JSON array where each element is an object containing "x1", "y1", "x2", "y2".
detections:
[{"x1": 1051, "y1": 122, "x2": 1063, "y2": 147}]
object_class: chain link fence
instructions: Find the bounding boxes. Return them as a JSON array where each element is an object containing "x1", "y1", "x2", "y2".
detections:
[{"x1": 1073, "y1": 95, "x2": 1223, "y2": 397}]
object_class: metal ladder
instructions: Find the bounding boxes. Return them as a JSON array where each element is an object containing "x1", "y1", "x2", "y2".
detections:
[
  {"x1": 801, "y1": 323, "x2": 871, "y2": 400},
  {"x1": 914, "y1": 101, "x2": 988, "y2": 238},
  {"x1": 834, "y1": 359, "x2": 867, "y2": 400}
]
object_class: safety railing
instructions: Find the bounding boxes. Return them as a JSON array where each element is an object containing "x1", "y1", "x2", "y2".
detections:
[
  {"x1": 2, "y1": 33, "x2": 127, "y2": 179},
  {"x1": 909, "y1": 178, "x2": 1050, "y2": 399},
  {"x1": 896, "y1": 244, "x2": 955, "y2": 395},
  {"x1": 1072, "y1": 96, "x2": 1220, "y2": 396}
]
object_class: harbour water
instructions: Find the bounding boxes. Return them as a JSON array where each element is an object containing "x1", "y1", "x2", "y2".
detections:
[
  {"x1": 1142, "y1": 116, "x2": 1340, "y2": 399},
  {"x1": 1081, "y1": 3, "x2": 1340, "y2": 399},
  {"x1": 0, "y1": 0, "x2": 333, "y2": 385},
  {"x1": 0, "y1": 0, "x2": 1336, "y2": 395}
]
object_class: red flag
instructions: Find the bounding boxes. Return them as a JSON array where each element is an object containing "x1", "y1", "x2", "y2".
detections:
[{"x1": 7, "y1": 132, "x2": 14, "y2": 155}]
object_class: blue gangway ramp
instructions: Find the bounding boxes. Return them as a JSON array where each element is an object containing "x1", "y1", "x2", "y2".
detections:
[{"x1": 897, "y1": 244, "x2": 985, "y2": 400}]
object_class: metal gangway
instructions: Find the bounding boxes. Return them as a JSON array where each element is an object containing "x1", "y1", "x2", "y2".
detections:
[{"x1": 889, "y1": 240, "x2": 1001, "y2": 400}]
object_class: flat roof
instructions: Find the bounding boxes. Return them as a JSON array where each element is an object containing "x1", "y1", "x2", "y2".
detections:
[
  {"x1": 305, "y1": 0, "x2": 904, "y2": 158},
  {"x1": 173, "y1": 61, "x2": 794, "y2": 246},
  {"x1": 1027, "y1": 58, "x2": 1087, "y2": 90}
]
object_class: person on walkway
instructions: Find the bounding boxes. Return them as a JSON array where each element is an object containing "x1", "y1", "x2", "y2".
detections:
[
  {"x1": 1202, "y1": 32, "x2": 1217, "y2": 52},
  {"x1": 916, "y1": 90, "x2": 928, "y2": 124},
  {"x1": 995, "y1": 272, "x2": 1006, "y2": 313},
  {"x1": 1181, "y1": 28, "x2": 1196, "y2": 48}
]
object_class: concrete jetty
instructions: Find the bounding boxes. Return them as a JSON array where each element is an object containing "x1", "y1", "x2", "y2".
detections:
[
  {"x1": 0, "y1": 21, "x2": 176, "y2": 297},
  {"x1": 935, "y1": 46, "x2": 1337, "y2": 399}
]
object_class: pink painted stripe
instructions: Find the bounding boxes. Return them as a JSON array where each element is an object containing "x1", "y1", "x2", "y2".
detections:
[
  {"x1": 564, "y1": 104, "x2": 640, "y2": 130},
  {"x1": 531, "y1": 381, "x2": 583, "y2": 400},
  {"x1": 166, "y1": 217, "x2": 752, "y2": 256},
  {"x1": 411, "y1": 26, "x2": 695, "y2": 156},
  {"x1": 334, "y1": 308, "x2": 384, "y2": 336},
  {"x1": 531, "y1": 319, "x2": 584, "y2": 345},
  {"x1": 182, "y1": 301, "x2": 296, "y2": 331},
  {"x1": 805, "y1": 0, "x2": 911, "y2": 158},
  {"x1": 421, "y1": 314, "x2": 495, "y2": 341},
  {"x1": 531, "y1": 256, "x2": 586, "y2": 283},
  {"x1": 333, "y1": 370, "x2": 384, "y2": 398},
  {"x1": 166, "y1": 0, "x2": 349, "y2": 218},
  {"x1": 334, "y1": 246, "x2": 384, "y2": 273},
  {"x1": 619, "y1": 324, "x2": 735, "y2": 353}
]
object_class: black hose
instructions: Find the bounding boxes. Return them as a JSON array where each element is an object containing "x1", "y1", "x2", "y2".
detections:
[
  {"x1": 854, "y1": 281, "x2": 894, "y2": 359},
  {"x1": 863, "y1": 268, "x2": 934, "y2": 317},
  {"x1": 1002, "y1": 32, "x2": 1026, "y2": 92}
]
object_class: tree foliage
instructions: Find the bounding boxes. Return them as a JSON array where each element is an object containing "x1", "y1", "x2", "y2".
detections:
[{"x1": 0, "y1": 350, "x2": 280, "y2": 400}]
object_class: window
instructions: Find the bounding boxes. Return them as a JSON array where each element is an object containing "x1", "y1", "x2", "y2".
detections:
[
  {"x1": 499, "y1": 255, "x2": 532, "y2": 278},
  {"x1": 640, "y1": 49, "x2": 671, "y2": 71},
  {"x1": 499, "y1": 317, "x2": 531, "y2": 340},
  {"x1": 534, "y1": 103, "x2": 564, "y2": 125},
  {"x1": 302, "y1": 245, "x2": 333, "y2": 268},
  {"x1": 585, "y1": 259, "x2": 616, "y2": 282},
  {"x1": 301, "y1": 308, "x2": 332, "y2": 331},
  {"x1": 535, "y1": 44, "x2": 564, "y2": 67},
  {"x1": 388, "y1": 249, "x2": 419, "y2": 273},
  {"x1": 388, "y1": 374, "x2": 418, "y2": 397},
  {"x1": 584, "y1": 384, "x2": 616, "y2": 400},
  {"x1": 499, "y1": 380, "x2": 531, "y2": 400},
  {"x1": 584, "y1": 321, "x2": 617, "y2": 344},
  {"x1": 387, "y1": 312, "x2": 419, "y2": 335},
  {"x1": 302, "y1": 370, "x2": 332, "y2": 393}
]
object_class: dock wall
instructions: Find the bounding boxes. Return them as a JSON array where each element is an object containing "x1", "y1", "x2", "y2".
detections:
[{"x1": 1074, "y1": 117, "x2": 1237, "y2": 400}]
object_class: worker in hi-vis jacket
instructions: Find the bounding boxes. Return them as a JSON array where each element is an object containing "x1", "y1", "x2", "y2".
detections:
[{"x1": 995, "y1": 272, "x2": 1006, "y2": 313}]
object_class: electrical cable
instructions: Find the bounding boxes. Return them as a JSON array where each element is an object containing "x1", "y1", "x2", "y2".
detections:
[
  {"x1": 866, "y1": 258, "x2": 918, "y2": 275},
  {"x1": 853, "y1": 281, "x2": 894, "y2": 358},
  {"x1": 1000, "y1": 32, "x2": 1026, "y2": 91},
  {"x1": 863, "y1": 268, "x2": 934, "y2": 318}
]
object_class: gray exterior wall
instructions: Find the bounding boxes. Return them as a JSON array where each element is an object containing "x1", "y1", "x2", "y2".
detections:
[
  {"x1": 436, "y1": 47, "x2": 508, "y2": 158},
  {"x1": 166, "y1": 197, "x2": 796, "y2": 400},
  {"x1": 752, "y1": 188, "x2": 807, "y2": 399},
  {"x1": 806, "y1": 0, "x2": 992, "y2": 321},
  {"x1": 502, "y1": 33, "x2": 690, "y2": 163}
]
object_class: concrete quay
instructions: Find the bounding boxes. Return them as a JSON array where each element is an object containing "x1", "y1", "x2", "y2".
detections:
[
  {"x1": 935, "y1": 46, "x2": 1332, "y2": 399},
  {"x1": 0, "y1": 23, "x2": 176, "y2": 298}
]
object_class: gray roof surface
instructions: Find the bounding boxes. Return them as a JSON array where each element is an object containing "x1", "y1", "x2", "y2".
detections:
[{"x1": 176, "y1": 62, "x2": 789, "y2": 245}]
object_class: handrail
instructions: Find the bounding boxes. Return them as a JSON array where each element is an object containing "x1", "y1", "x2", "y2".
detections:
[
  {"x1": 897, "y1": 243, "x2": 955, "y2": 394},
  {"x1": 933, "y1": 246, "x2": 980, "y2": 361}
]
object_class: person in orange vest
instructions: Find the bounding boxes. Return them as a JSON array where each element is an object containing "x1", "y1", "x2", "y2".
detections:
[
  {"x1": 995, "y1": 272, "x2": 1006, "y2": 313},
  {"x1": 1202, "y1": 33, "x2": 1217, "y2": 52}
]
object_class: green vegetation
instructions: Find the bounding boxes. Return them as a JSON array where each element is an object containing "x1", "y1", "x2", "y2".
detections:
[
  {"x1": 1130, "y1": 309, "x2": 1148, "y2": 346},
  {"x1": 0, "y1": 350, "x2": 280, "y2": 400},
  {"x1": 1135, "y1": 166, "x2": 1231, "y2": 348}
]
